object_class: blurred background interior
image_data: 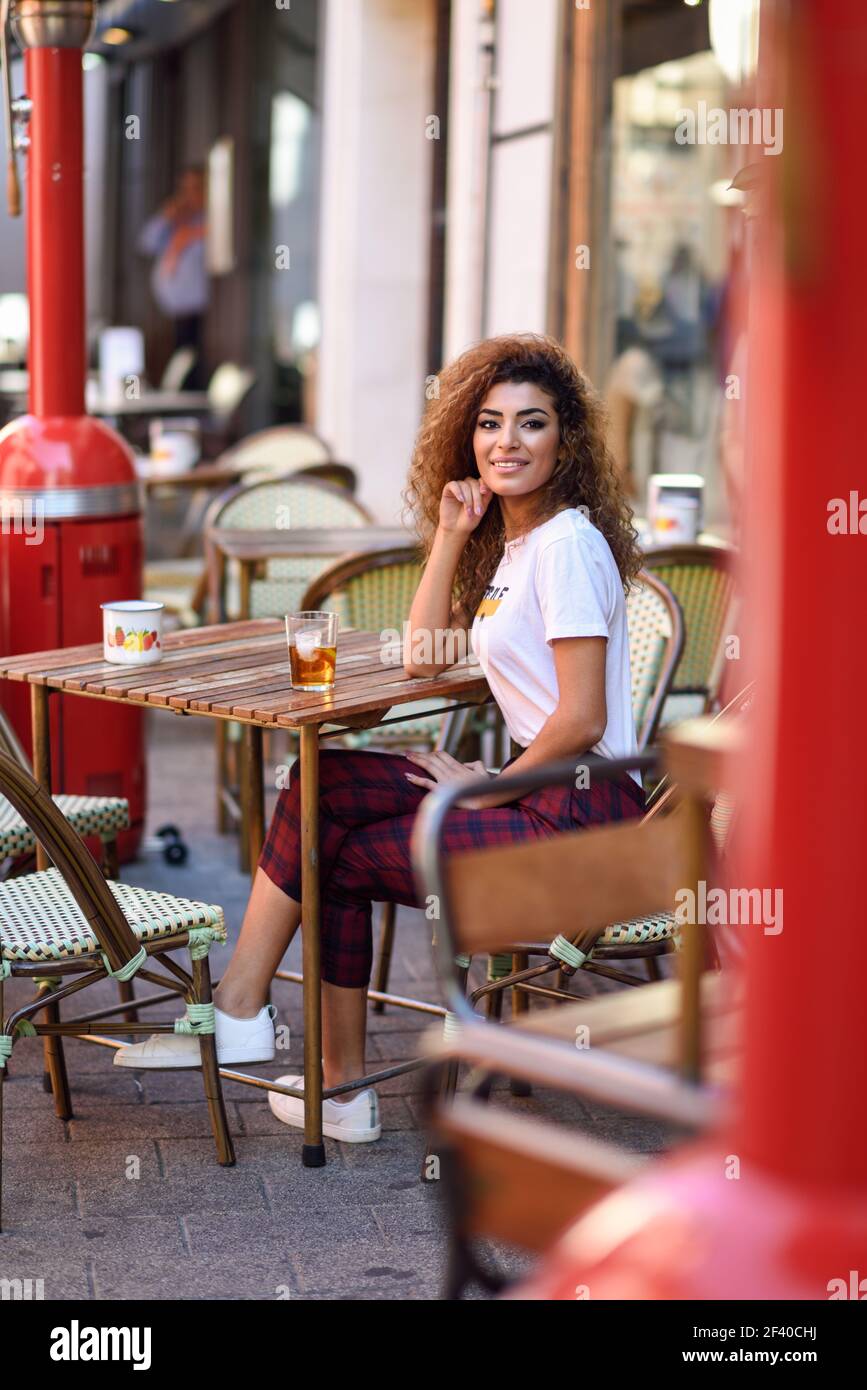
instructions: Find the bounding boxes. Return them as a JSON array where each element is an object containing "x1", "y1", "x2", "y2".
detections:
[{"x1": 0, "y1": 0, "x2": 759, "y2": 531}]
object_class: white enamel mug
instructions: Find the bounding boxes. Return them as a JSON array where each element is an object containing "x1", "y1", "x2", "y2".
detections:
[{"x1": 101, "y1": 600, "x2": 165, "y2": 665}]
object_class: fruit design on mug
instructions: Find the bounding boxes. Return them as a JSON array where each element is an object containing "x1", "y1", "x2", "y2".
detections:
[{"x1": 106, "y1": 625, "x2": 160, "y2": 653}]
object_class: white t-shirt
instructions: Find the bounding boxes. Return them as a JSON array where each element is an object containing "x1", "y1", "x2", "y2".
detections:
[{"x1": 470, "y1": 509, "x2": 641, "y2": 784}]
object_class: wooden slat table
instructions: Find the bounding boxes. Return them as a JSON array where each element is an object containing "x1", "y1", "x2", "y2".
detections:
[
  {"x1": 93, "y1": 389, "x2": 212, "y2": 417},
  {"x1": 0, "y1": 619, "x2": 489, "y2": 1166},
  {"x1": 136, "y1": 461, "x2": 245, "y2": 491},
  {"x1": 205, "y1": 524, "x2": 416, "y2": 623}
]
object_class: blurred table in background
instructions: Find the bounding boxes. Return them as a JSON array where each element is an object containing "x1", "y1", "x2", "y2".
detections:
[{"x1": 205, "y1": 524, "x2": 415, "y2": 623}]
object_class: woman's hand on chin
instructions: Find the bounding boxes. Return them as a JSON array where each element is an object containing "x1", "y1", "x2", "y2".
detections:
[{"x1": 404, "y1": 751, "x2": 492, "y2": 808}]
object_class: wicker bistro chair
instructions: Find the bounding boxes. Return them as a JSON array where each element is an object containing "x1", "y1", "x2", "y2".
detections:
[
  {"x1": 143, "y1": 466, "x2": 357, "y2": 633},
  {"x1": 0, "y1": 750, "x2": 234, "y2": 1228},
  {"x1": 457, "y1": 681, "x2": 751, "y2": 1037},
  {"x1": 0, "y1": 706, "x2": 128, "y2": 880},
  {"x1": 627, "y1": 569, "x2": 684, "y2": 753},
  {"x1": 300, "y1": 546, "x2": 472, "y2": 1012},
  {"x1": 642, "y1": 542, "x2": 737, "y2": 723},
  {"x1": 479, "y1": 569, "x2": 683, "y2": 1028},
  {"x1": 217, "y1": 424, "x2": 333, "y2": 475},
  {"x1": 205, "y1": 475, "x2": 373, "y2": 861},
  {"x1": 205, "y1": 473, "x2": 373, "y2": 624}
]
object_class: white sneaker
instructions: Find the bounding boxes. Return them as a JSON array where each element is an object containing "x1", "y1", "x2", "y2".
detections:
[
  {"x1": 113, "y1": 1005, "x2": 277, "y2": 1070},
  {"x1": 268, "y1": 1073, "x2": 381, "y2": 1143}
]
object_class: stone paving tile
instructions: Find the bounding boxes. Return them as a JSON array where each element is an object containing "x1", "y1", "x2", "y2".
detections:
[
  {"x1": 75, "y1": 1168, "x2": 269, "y2": 1221},
  {"x1": 159, "y1": 1133, "x2": 323, "y2": 1178},
  {"x1": 183, "y1": 1205, "x2": 380, "y2": 1255},
  {"x1": 287, "y1": 1235, "x2": 448, "y2": 1296},
  {"x1": 334, "y1": 1132, "x2": 431, "y2": 1187},
  {"x1": 0, "y1": 1216, "x2": 186, "y2": 1261},
  {"x1": 1, "y1": 1183, "x2": 80, "y2": 1225},
  {"x1": 91, "y1": 1256, "x2": 297, "y2": 1301},
  {"x1": 3, "y1": 1138, "x2": 160, "y2": 1179},
  {"x1": 2, "y1": 1070, "x2": 147, "y2": 1111},
  {"x1": 369, "y1": 1196, "x2": 445, "y2": 1240},
  {"x1": 67, "y1": 1102, "x2": 225, "y2": 1142},
  {"x1": 0, "y1": 1257, "x2": 93, "y2": 1301},
  {"x1": 262, "y1": 1162, "x2": 435, "y2": 1210}
]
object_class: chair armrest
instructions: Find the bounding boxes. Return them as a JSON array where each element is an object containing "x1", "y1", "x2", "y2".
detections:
[
  {"x1": 411, "y1": 749, "x2": 660, "y2": 1020},
  {"x1": 423, "y1": 1015, "x2": 718, "y2": 1130}
]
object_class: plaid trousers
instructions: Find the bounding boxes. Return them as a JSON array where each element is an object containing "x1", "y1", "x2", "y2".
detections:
[{"x1": 258, "y1": 748, "x2": 645, "y2": 988}]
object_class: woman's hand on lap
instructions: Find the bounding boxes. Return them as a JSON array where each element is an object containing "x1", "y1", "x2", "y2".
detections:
[{"x1": 404, "y1": 750, "x2": 492, "y2": 808}]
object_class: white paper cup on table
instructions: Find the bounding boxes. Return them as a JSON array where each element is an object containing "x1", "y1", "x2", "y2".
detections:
[
  {"x1": 647, "y1": 473, "x2": 704, "y2": 545},
  {"x1": 101, "y1": 600, "x2": 164, "y2": 664},
  {"x1": 149, "y1": 417, "x2": 200, "y2": 473},
  {"x1": 650, "y1": 494, "x2": 701, "y2": 544}
]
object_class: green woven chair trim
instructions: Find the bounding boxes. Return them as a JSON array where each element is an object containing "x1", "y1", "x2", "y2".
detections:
[
  {"x1": 327, "y1": 562, "x2": 422, "y2": 632},
  {"x1": 649, "y1": 563, "x2": 736, "y2": 694},
  {"x1": 442, "y1": 1011, "x2": 462, "y2": 1043},
  {"x1": 0, "y1": 867, "x2": 225, "y2": 964},
  {"x1": 0, "y1": 793, "x2": 130, "y2": 859},
  {"x1": 487, "y1": 952, "x2": 514, "y2": 981},
  {"x1": 174, "y1": 1002, "x2": 216, "y2": 1036},
  {"x1": 549, "y1": 935, "x2": 587, "y2": 970},
  {"x1": 0, "y1": 1018, "x2": 37, "y2": 1068},
  {"x1": 0, "y1": 959, "x2": 10, "y2": 979},
  {"x1": 454, "y1": 953, "x2": 471, "y2": 970},
  {"x1": 599, "y1": 913, "x2": 677, "y2": 946},
  {"x1": 186, "y1": 926, "x2": 226, "y2": 961},
  {"x1": 100, "y1": 946, "x2": 147, "y2": 982}
]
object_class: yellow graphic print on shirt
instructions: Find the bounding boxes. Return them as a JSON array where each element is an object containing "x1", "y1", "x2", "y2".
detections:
[{"x1": 475, "y1": 584, "x2": 509, "y2": 622}]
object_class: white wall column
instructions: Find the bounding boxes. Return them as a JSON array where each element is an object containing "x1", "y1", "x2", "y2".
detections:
[{"x1": 317, "y1": 0, "x2": 436, "y2": 523}]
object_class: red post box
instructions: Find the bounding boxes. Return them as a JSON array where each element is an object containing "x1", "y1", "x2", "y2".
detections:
[{"x1": 0, "y1": 0, "x2": 145, "y2": 859}]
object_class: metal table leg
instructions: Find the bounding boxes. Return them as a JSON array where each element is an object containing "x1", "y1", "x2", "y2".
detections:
[
  {"x1": 299, "y1": 722, "x2": 325, "y2": 1167},
  {"x1": 30, "y1": 684, "x2": 60, "y2": 1094},
  {"x1": 241, "y1": 723, "x2": 265, "y2": 881},
  {"x1": 30, "y1": 684, "x2": 52, "y2": 872}
]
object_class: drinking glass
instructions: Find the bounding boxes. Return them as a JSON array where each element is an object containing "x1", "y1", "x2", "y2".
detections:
[{"x1": 286, "y1": 611, "x2": 338, "y2": 692}]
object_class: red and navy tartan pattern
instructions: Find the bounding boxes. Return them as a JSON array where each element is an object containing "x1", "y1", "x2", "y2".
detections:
[{"x1": 259, "y1": 748, "x2": 645, "y2": 988}]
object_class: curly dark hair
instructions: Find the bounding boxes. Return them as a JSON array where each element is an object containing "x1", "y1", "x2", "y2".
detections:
[{"x1": 403, "y1": 333, "x2": 642, "y2": 621}]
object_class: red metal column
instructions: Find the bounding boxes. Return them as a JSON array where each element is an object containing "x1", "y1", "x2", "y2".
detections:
[
  {"x1": 0, "y1": 7, "x2": 146, "y2": 861},
  {"x1": 26, "y1": 45, "x2": 86, "y2": 418},
  {"x1": 519, "y1": 0, "x2": 867, "y2": 1300}
]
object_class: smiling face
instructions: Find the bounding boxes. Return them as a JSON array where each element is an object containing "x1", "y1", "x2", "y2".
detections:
[{"x1": 472, "y1": 380, "x2": 560, "y2": 508}]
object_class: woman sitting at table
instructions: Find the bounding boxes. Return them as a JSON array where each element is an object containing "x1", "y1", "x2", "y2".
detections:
[{"x1": 115, "y1": 333, "x2": 646, "y2": 1144}]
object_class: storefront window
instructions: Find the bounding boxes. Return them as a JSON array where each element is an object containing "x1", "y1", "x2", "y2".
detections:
[
  {"x1": 269, "y1": 0, "x2": 321, "y2": 422},
  {"x1": 608, "y1": 50, "x2": 736, "y2": 532}
]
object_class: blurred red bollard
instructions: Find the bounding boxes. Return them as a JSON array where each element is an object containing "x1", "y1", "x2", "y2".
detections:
[{"x1": 517, "y1": 0, "x2": 867, "y2": 1301}]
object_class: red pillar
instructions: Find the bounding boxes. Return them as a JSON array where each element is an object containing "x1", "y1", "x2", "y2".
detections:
[
  {"x1": 520, "y1": 0, "x2": 867, "y2": 1300},
  {"x1": 26, "y1": 46, "x2": 86, "y2": 418}
]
